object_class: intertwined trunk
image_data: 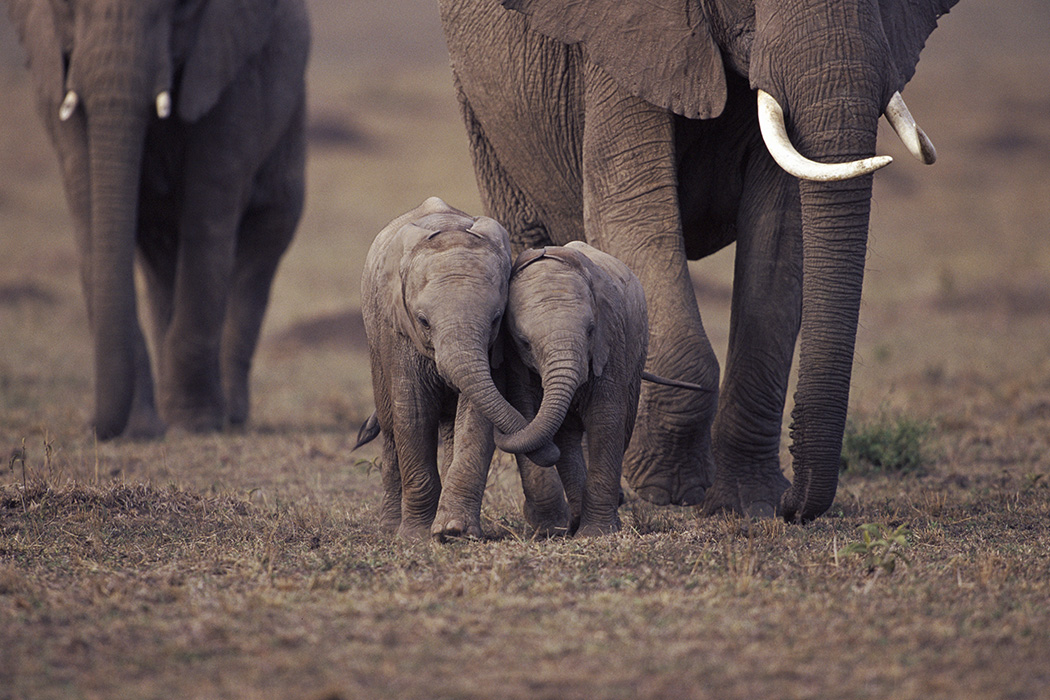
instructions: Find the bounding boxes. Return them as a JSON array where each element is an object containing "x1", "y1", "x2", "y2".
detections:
[{"x1": 496, "y1": 345, "x2": 584, "y2": 455}]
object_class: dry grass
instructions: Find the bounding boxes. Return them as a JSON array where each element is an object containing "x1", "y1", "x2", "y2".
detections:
[{"x1": 3, "y1": 0, "x2": 1050, "y2": 698}]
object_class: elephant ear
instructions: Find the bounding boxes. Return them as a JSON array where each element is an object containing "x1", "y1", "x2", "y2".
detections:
[
  {"x1": 177, "y1": 0, "x2": 278, "y2": 122},
  {"x1": 392, "y1": 222, "x2": 440, "y2": 345},
  {"x1": 7, "y1": 0, "x2": 67, "y2": 110},
  {"x1": 566, "y1": 242, "x2": 647, "y2": 377},
  {"x1": 879, "y1": 0, "x2": 959, "y2": 90},
  {"x1": 501, "y1": 0, "x2": 727, "y2": 119}
]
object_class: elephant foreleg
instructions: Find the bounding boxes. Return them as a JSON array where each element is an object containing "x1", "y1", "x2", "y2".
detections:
[
  {"x1": 221, "y1": 114, "x2": 304, "y2": 426},
  {"x1": 432, "y1": 394, "x2": 494, "y2": 539},
  {"x1": 704, "y1": 153, "x2": 800, "y2": 518},
  {"x1": 577, "y1": 388, "x2": 626, "y2": 537},
  {"x1": 581, "y1": 62, "x2": 718, "y2": 506}
]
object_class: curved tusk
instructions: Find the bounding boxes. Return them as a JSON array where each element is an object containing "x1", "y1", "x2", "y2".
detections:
[
  {"x1": 883, "y1": 91, "x2": 936, "y2": 164},
  {"x1": 155, "y1": 91, "x2": 172, "y2": 119},
  {"x1": 757, "y1": 89, "x2": 893, "y2": 182},
  {"x1": 59, "y1": 90, "x2": 79, "y2": 121}
]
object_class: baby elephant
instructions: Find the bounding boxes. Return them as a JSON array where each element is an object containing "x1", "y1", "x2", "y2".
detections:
[
  {"x1": 496, "y1": 242, "x2": 650, "y2": 537},
  {"x1": 359, "y1": 197, "x2": 556, "y2": 540}
]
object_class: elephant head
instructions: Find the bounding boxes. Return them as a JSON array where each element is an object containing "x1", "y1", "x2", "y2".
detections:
[
  {"x1": 495, "y1": 243, "x2": 642, "y2": 455},
  {"x1": 6, "y1": 0, "x2": 284, "y2": 439},
  {"x1": 501, "y1": 0, "x2": 957, "y2": 520},
  {"x1": 387, "y1": 202, "x2": 559, "y2": 465}
]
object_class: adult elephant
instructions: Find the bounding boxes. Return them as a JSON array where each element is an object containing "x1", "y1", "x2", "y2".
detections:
[
  {"x1": 440, "y1": 0, "x2": 956, "y2": 521},
  {"x1": 6, "y1": 0, "x2": 309, "y2": 439}
]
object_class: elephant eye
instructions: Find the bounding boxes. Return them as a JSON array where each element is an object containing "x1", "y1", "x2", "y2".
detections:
[
  {"x1": 587, "y1": 321, "x2": 596, "y2": 338},
  {"x1": 417, "y1": 313, "x2": 430, "y2": 330}
]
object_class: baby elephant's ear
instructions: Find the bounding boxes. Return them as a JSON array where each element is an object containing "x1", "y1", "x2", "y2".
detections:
[
  {"x1": 468, "y1": 216, "x2": 513, "y2": 258},
  {"x1": 512, "y1": 247, "x2": 548, "y2": 275}
]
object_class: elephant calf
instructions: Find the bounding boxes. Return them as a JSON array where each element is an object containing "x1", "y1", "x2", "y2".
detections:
[
  {"x1": 359, "y1": 197, "x2": 557, "y2": 540},
  {"x1": 496, "y1": 242, "x2": 650, "y2": 537}
]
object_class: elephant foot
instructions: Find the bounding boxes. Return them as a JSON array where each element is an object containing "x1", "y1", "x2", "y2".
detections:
[
  {"x1": 701, "y1": 463, "x2": 791, "y2": 519},
  {"x1": 622, "y1": 435, "x2": 711, "y2": 506},
  {"x1": 164, "y1": 405, "x2": 225, "y2": 435},
  {"x1": 431, "y1": 509, "x2": 483, "y2": 540},
  {"x1": 396, "y1": 519, "x2": 434, "y2": 541},
  {"x1": 122, "y1": 406, "x2": 167, "y2": 441},
  {"x1": 575, "y1": 515, "x2": 620, "y2": 538},
  {"x1": 523, "y1": 498, "x2": 572, "y2": 538}
]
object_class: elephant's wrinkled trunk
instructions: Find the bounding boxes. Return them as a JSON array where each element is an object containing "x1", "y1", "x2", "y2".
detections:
[
  {"x1": 781, "y1": 96, "x2": 880, "y2": 522},
  {"x1": 495, "y1": 347, "x2": 584, "y2": 455},
  {"x1": 83, "y1": 49, "x2": 151, "y2": 439},
  {"x1": 435, "y1": 325, "x2": 530, "y2": 436}
]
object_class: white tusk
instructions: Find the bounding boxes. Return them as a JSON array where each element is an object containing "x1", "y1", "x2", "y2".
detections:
[
  {"x1": 757, "y1": 89, "x2": 893, "y2": 182},
  {"x1": 59, "y1": 90, "x2": 79, "y2": 121},
  {"x1": 883, "y1": 91, "x2": 936, "y2": 164},
  {"x1": 156, "y1": 91, "x2": 171, "y2": 119}
]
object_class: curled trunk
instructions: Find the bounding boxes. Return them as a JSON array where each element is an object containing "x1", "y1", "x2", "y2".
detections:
[
  {"x1": 495, "y1": 351, "x2": 584, "y2": 456},
  {"x1": 435, "y1": 327, "x2": 559, "y2": 466}
]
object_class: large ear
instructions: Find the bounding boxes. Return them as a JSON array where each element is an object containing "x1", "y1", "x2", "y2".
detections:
[
  {"x1": 177, "y1": 0, "x2": 278, "y2": 122},
  {"x1": 501, "y1": 0, "x2": 727, "y2": 119},
  {"x1": 7, "y1": 0, "x2": 67, "y2": 109},
  {"x1": 391, "y1": 223, "x2": 436, "y2": 344},
  {"x1": 879, "y1": 0, "x2": 959, "y2": 90}
]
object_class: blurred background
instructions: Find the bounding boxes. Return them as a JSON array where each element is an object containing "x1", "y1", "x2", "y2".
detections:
[{"x1": 2, "y1": 0, "x2": 1049, "y2": 440}]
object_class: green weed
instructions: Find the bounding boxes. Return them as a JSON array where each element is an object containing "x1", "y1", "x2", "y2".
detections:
[
  {"x1": 840, "y1": 414, "x2": 932, "y2": 475},
  {"x1": 837, "y1": 522, "x2": 913, "y2": 575}
]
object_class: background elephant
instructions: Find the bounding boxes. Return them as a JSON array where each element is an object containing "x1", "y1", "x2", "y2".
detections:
[
  {"x1": 359, "y1": 197, "x2": 557, "y2": 540},
  {"x1": 497, "y1": 242, "x2": 650, "y2": 537},
  {"x1": 439, "y1": 0, "x2": 957, "y2": 521},
  {"x1": 5, "y1": 0, "x2": 309, "y2": 439}
]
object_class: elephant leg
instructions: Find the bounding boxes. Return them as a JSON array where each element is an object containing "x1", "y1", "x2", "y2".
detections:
[
  {"x1": 554, "y1": 428, "x2": 586, "y2": 535},
  {"x1": 704, "y1": 154, "x2": 800, "y2": 518},
  {"x1": 581, "y1": 63, "x2": 718, "y2": 506},
  {"x1": 432, "y1": 395, "x2": 495, "y2": 540},
  {"x1": 377, "y1": 429, "x2": 402, "y2": 534},
  {"x1": 153, "y1": 159, "x2": 239, "y2": 432},
  {"x1": 221, "y1": 117, "x2": 304, "y2": 426},
  {"x1": 454, "y1": 81, "x2": 567, "y2": 251},
  {"x1": 393, "y1": 410, "x2": 442, "y2": 541},
  {"x1": 576, "y1": 391, "x2": 625, "y2": 537},
  {"x1": 518, "y1": 426, "x2": 581, "y2": 538}
]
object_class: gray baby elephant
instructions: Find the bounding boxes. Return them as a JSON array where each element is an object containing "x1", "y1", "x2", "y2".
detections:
[
  {"x1": 358, "y1": 197, "x2": 556, "y2": 540},
  {"x1": 496, "y1": 242, "x2": 651, "y2": 537}
]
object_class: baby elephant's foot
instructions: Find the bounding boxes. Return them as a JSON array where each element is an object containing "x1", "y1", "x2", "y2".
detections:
[
  {"x1": 431, "y1": 509, "x2": 483, "y2": 541},
  {"x1": 397, "y1": 519, "x2": 436, "y2": 542},
  {"x1": 575, "y1": 515, "x2": 621, "y2": 538},
  {"x1": 524, "y1": 499, "x2": 572, "y2": 538}
]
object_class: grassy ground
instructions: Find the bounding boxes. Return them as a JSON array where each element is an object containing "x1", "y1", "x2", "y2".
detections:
[{"x1": 2, "y1": 1, "x2": 1050, "y2": 698}]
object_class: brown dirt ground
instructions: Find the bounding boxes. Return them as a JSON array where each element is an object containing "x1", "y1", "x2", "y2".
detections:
[{"x1": 1, "y1": 1, "x2": 1049, "y2": 699}]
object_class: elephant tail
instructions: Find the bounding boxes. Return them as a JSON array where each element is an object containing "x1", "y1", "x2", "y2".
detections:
[
  {"x1": 353, "y1": 411, "x2": 381, "y2": 450},
  {"x1": 641, "y1": 371, "x2": 714, "y2": 393}
]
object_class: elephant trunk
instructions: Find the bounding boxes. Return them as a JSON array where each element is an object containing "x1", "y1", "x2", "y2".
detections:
[
  {"x1": 435, "y1": 325, "x2": 531, "y2": 436},
  {"x1": 82, "y1": 46, "x2": 151, "y2": 439},
  {"x1": 495, "y1": 345, "x2": 584, "y2": 455},
  {"x1": 780, "y1": 94, "x2": 880, "y2": 522}
]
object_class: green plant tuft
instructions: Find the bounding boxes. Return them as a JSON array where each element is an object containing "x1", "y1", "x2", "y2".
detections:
[
  {"x1": 838, "y1": 522, "x2": 913, "y2": 575},
  {"x1": 840, "y1": 414, "x2": 932, "y2": 475}
]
